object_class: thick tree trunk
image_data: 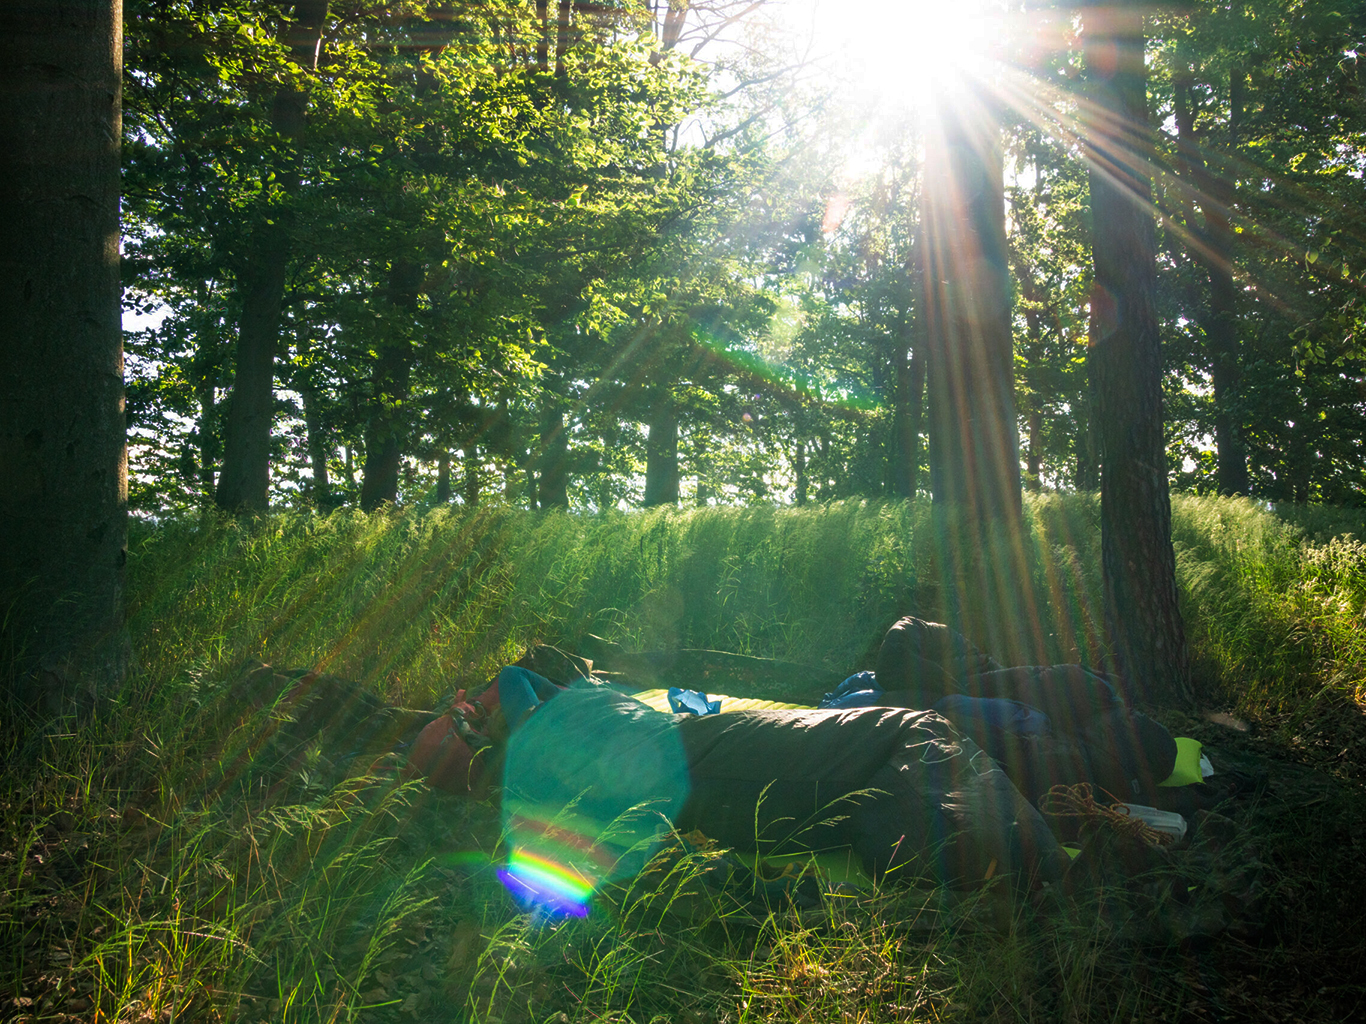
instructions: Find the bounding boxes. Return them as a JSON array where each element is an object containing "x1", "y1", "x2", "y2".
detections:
[
  {"x1": 921, "y1": 78, "x2": 1025, "y2": 657},
  {"x1": 922, "y1": 81, "x2": 1021, "y2": 520},
  {"x1": 357, "y1": 339, "x2": 411, "y2": 510},
  {"x1": 359, "y1": 261, "x2": 419, "y2": 511},
  {"x1": 217, "y1": 258, "x2": 285, "y2": 512},
  {"x1": 1174, "y1": 75, "x2": 1249, "y2": 496},
  {"x1": 643, "y1": 398, "x2": 680, "y2": 507},
  {"x1": 1084, "y1": 1, "x2": 1193, "y2": 707},
  {"x1": 0, "y1": 0, "x2": 129, "y2": 707},
  {"x1": 215, "y1": 0, "x2": 328, "y2": 515}
]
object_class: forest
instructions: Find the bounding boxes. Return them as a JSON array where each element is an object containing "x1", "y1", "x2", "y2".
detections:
[
  {"x1": 4, "y1": 0, "x2": 1366, "y2": 1022},
  {"x1": 113, "y1": 0, "x2": 1365, "y2": 518}
]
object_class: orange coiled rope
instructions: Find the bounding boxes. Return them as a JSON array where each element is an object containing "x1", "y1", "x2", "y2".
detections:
[{"x1": 1038, "y1": 783, "x2": 1174, "y2": 847}]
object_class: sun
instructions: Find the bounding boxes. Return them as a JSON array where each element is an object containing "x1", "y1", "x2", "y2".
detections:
[{"x1": 792, "y1": 0, "x2": 1003, "y2": 113}]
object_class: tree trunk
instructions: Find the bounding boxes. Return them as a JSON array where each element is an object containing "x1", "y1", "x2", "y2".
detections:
[
  {"x1": 190, "y1": 289, "x2": 222, "y2": 501},
  {"x1": 1025, "y1": 407, "x2": 1043, "y2": 491},
  {"x1": 463, "y1": 447, "x2": 480, "y2": 507},
  {"x1": 922, "y1": 81, "x2": 1021, "y2": 520},
  {"x1": 794, "y1": 438, "x2": 808, "y2": 505},
  {"x1": 643, "y1": 398, "x2": 680, "y2": 507},
  {"x1": 1010, "y1": 249, "x2": 1050, "y2": 493},
  {"x1": 342, "y1": 444, "x2": 356, "y2": 490},
  {"x1": 921, "y1": 77, "x2": 1025, "y2": 657},
  {"x1": 215, "y1": 0, "x2": 328, "y2": 515},
  {"x1": 554, "y1": 0, "x2": 572, "y2": 77},
  {"x1": 536, "y1": 0, "x2": 550, "y2": 71},
  {"x1": 1074, "y1": 302, "x2": 1102, "y2": 490},
  {"x1": 537, "y1": 405, "x2": 569, "y2": 508},
  {"x1": 1173, "y1": 74, "x2": 1249, "y2": 496},
  {"x1": 300, "y1": 393, "x2": 331, "y2": 509},
  {"x1": 0, "y1": 0, "x2": 129, "y2": 708},
  {"x1": 436, "y1": 451, "x2": 451, "y2": 504},
  {"x1": 359, "y1": 260, "x2": 418, "y2": 511},
  {"x1": 216, "y1": 257, "x2": 285, "y2": 512},
  {"x1": 357, "y1": 335, "x2": 411, "y2": 510},
  {"x1": 1084, "y1": 1, "x2": 1193, "y2": 707},
  {"x1": 292, "y1": 326, "x2": 331, "y2": 509},
  {"x1": 304, "y1": 399, "x2": 331, "y2": 509},
  {"x1": 891, "y1": 321, "x2": 922, "y2": 499}
]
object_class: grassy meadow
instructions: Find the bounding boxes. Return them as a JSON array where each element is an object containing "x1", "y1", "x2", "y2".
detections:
[{"x1": 4, "y1": 494, "x2": 1366, "y2": 1023}]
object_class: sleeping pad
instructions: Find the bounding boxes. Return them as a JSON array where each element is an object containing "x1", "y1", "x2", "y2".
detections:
[{"x1": 501, "y1": 687, "x2": 1069, "y2": 897}]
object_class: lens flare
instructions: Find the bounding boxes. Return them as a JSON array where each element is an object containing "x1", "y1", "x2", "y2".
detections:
[{"x1": 498, "y1": 849, "x2": 594, "y2": 917}]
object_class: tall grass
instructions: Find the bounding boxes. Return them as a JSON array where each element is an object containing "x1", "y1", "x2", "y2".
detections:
[
  {"x1": 121, "y1": 494, "x2": 1366, "y2": 709},
  {"x1": 4, "y1": 493, "x2": 1366, "y2": 1022}
]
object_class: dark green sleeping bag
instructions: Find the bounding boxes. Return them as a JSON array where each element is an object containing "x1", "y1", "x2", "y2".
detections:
[{"x1": 502, "y1": 688, "x2": 1068, "y2": 891}]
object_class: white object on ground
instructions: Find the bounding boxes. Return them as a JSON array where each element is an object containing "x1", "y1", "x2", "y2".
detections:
[
  {"x1": 1199, "y1": 754, "x2": 1214, "y2": 778},
  {"x1": 1118, "y1": 803, "x2": 1189, "y2": 842}
]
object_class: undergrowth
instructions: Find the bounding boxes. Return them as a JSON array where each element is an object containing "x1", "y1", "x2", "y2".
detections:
[{"x1": 3, "y1": 494, "x2": 1365, "y2": 1022}]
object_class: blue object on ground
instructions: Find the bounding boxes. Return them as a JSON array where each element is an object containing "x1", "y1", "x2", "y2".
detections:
[
  {"x1": 932, "y1": 694, "x2": 1049, "y2": 736},
  {"x1": 499, "y1": 665, "x2": 563, "y2": 730},
  {"x1": 667, "y1": 688, "x2": 722, "y2": 716},
  {"x1": 819, "y1": 671, "x2": 882, "y2": 709}
]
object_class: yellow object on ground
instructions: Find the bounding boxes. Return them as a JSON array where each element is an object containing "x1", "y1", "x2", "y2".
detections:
[
  {"x1": 629, "y1": 688, "x2": 813, "y2": 714},
  {"x1": 1159, "y1": 737, "x2": 1205, "y2": 787}
]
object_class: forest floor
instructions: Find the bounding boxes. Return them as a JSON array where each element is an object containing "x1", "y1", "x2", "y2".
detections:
[{"x1": 6, "y1": 663, "x2": 1366, "y2": 1024}]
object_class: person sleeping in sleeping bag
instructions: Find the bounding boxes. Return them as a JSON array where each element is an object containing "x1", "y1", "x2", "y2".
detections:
[
  {"x1": 494, "y1": 669, "x2": 1069, "y2": 896},
  {"x1": 827, "y1": 616, "x2": 1179, "y2": 804}
]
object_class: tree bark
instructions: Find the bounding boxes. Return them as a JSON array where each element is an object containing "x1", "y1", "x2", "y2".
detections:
[
  {"x1": 436, "y1": 451, "x2": 451, "y2": 504},
  {"x1": 463, "y1": 447, "x2": 480, "y2": 507},
  {"x1": 215, "y1": 0, "x2": 328, "y2": 514},
  {"x1": 921, "y1": 77, "x2": 1026, "y2": 657},
  {"x1": 1074, "y1": 302, "x2": 1102, "y2": 490},
  {"x1": 643, "y1": 397, "x2": 680, "y2": 507},
  {"x1": 1173, "y1": 74, "x2": 1249, "y2": 496},
  {"x1": 554, "y1": 0, "x2": 572, "y2": 77},
  {"x1": 295, "y1": 329, "x2": 332, "y2": 510},
  {"x1": 922, "y1": 80, "x2": 1021, "y2": 520},
  {"x1": 190, "y1": 287, "x2": 222, "y2": 501},
  {"x1": 1084, "y1": 1, "x2": 1193, "y2": 707},
  {"x1": 217, "y1": 258, "x2": 286, "y2": 512},
  {"x1": 891, "y1": 320, "x2": 923, "y2": 499},
  {"x1": 537, "y1": 404, "x2": 569, "y2": 508},
  {"x1": 359, "y1": 260, "x2": 419, "y2": 511},
  {"x1": 0, "y1": 0, "x2": 129, "y2": 708},
  {"x1": 536, "y1": 0, "x2": 550, "y2": 71}
]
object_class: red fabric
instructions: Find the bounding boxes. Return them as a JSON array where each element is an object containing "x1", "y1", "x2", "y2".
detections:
[
  {"x1": 405, "y1": 686, "x2": 500, "y2": 795},
  {"x1": 406, "y1": 715, "x2": 479, "y2": 794}
]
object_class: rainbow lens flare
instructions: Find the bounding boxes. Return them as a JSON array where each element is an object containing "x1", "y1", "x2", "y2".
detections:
[{"x1": 498, "y1": 849, "x2": 595, "y2": 917}]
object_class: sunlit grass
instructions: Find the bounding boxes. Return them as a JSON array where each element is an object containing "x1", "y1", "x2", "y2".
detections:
[{"x1": 4, "y1": 495, "x2": 1366, "y2": 1021}]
